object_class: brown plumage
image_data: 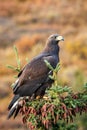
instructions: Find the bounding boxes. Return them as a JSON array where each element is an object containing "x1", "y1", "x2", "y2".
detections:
[{"x1": 7, "y1": 34, "x2": 64, "y2": 119}]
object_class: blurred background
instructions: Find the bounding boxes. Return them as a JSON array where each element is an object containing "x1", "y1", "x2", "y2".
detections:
[{"x1": 0, "y1": 0, "x2": 87, "y2": 129}]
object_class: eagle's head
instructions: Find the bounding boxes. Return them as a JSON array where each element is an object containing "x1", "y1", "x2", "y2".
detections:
[
  {"x1": 44, "y1": 34, "x2": 64, "y2": 54},
  {"x1": 48, "y1": 34, "x2": 64, "y2": 44}
]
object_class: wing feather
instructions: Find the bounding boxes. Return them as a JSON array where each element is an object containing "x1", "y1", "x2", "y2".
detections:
[{"x1": 13, "y1": 54, "x2": 58, "y2": 96}]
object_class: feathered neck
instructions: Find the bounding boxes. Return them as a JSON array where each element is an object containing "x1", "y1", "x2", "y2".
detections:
[{"x1": 43, "y1": 40, "x2": 60, "y2": 55}]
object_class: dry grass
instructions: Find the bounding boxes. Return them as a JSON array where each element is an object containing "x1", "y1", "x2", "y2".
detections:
[
  {"x1": 66, "y1": 40, "x2": 87, "y2": 60},
  {"x1": 0, "y1": 0, "x2": 87, "y2": 27},
  {"x1": 15, "y1": 34, "x2": 44, "y2": 53}
]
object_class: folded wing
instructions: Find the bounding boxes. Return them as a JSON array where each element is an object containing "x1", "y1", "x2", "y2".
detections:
[{"x1": 13, "y1": 54, "x2": 58, "y2": 97}]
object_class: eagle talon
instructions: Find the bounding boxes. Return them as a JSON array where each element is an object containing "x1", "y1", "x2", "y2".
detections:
[
  {"x1": 36, "y1": 96, "x2": 41, "y2": 99},
  {"x1": 43, "y1": 96, "x2": 49, "y2": 100}
]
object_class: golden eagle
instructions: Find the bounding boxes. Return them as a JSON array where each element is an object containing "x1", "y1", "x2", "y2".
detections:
[{"x1": 8, "y1": 34, "x2": 64, "y2": 119}]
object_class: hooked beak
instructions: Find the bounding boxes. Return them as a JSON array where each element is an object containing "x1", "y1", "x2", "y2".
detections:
[{"x1": 56, "y1": 35, "x2": 64, "y2": 41}]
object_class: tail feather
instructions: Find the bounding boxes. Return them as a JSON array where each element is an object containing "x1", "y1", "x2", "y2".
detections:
[
  {"x1": 8, "y1": 95, "x2": 20, "y2": 110},
  {"x1": 14, "y1": 106, "x2": 21, "y2": 119},
  {"x1": 7, "y1": 106, "x2": 16, "y2": 119},
  {"x1": 7, "y1": 95, "x2": 23, "y2": 119}
]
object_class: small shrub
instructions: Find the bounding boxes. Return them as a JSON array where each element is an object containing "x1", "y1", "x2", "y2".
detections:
[{"x1": 8, "y1": 46, "x2": 87, "y2": 130}]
